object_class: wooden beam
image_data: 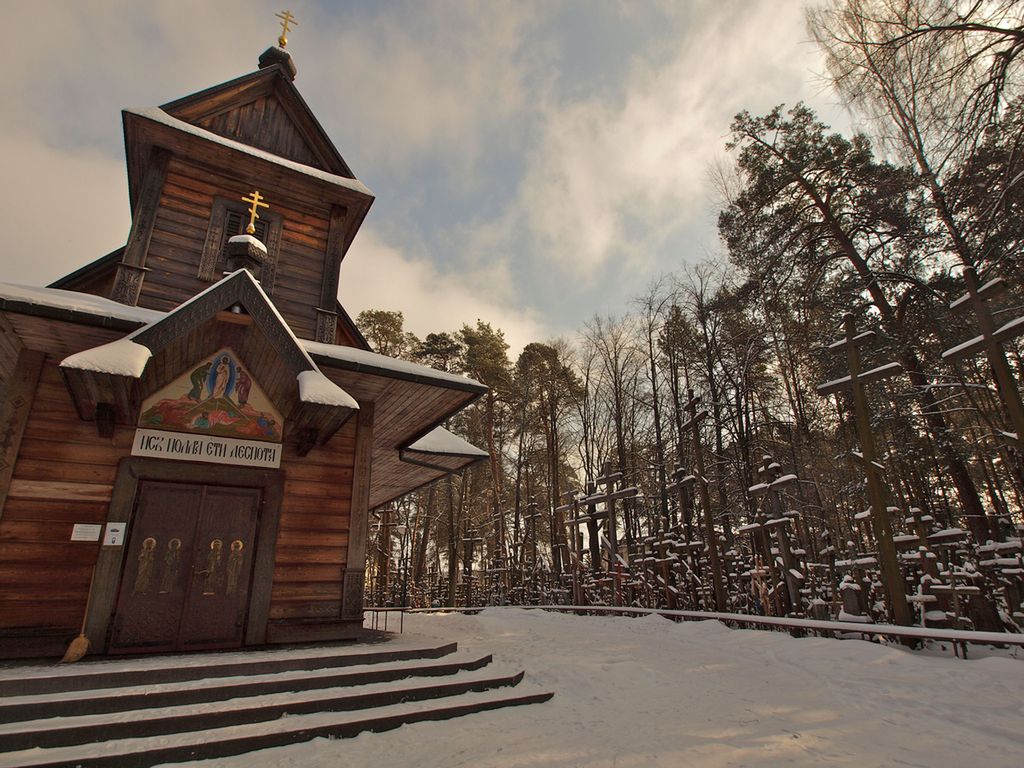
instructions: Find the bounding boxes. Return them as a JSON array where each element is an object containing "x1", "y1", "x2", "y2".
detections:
[
  {"x1": 111, "y1": 147, "x2": 171, "y2": 306},
  {"x1": 342, "y1": 402, "x2": 374, "y2": 620},
  {"x1": 316, "y1": 205, "x2": 349, "y2": 344},
  {"x1": 0, "y1": 350, "x2": 45, "y2": 522}
]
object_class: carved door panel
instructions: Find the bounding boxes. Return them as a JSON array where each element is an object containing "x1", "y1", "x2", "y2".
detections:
[
  {"x1": 109, "y1": 482, "x2": 261, "y2": 654},
  {"x1": 178, "y1": 486, "x2": 261, "y2": 650}
]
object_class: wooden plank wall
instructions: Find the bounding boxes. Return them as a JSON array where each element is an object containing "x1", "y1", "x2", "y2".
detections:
[
  {"x1": 0, "y1": 358, "x2": 131, "y2": 631},
  {"x1": 195, "y1": 96, "x2": 320, "y2": 169},
  {"x1": 140, "y1": 158, "x2": 330, "y2": 340},
  {"x1": 269, "y1": 417, "x2": 356, "y2": 622}
]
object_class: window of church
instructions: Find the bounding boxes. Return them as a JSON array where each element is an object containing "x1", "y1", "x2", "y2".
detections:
[{"x1": 198, "y1": 196, "x2": 283, "y2": 294}]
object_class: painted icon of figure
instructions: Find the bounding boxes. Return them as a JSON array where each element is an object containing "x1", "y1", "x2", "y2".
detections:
[
  {"x1": 235, "y1": 368, "x2": 252, "y2": 406},
  {"x1": 203, "y1": 538, "x2": 223, "y2": 594},
  {"x1": 188, "y1": 361, "x2": 213, "y2": 401},
  {"x1": 132, "y1": 537, "x2": 157, "y2": 595},
  {"x1": 158, "y1": 538, "x2": 182, "y2": 594},
  {"x1": 208, "y1": 355, "x2": 235, "y2": 399},
  {"x1": 225, "y1": 540, "x2": 245, "y2": 596}
]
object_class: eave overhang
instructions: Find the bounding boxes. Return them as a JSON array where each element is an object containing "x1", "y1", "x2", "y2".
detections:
[{"x1": 56, "y1": 270, "x2": 357, "y2": 449}]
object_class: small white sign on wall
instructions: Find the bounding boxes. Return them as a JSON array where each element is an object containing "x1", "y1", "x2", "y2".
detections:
[
  {"x1": 103, "y1": 522, "x2": 127, "y2": 546},
  {"x1": 70, "y1": 523, "x2": 102, "y2": 542}
]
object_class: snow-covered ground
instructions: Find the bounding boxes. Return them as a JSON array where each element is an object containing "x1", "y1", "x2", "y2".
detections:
[{"x1": 174, "y1": 608, "x2": 1024, "y2": 768}]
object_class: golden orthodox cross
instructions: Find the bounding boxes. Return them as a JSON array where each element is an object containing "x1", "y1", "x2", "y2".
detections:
[
  {"x1": 241, "y1": 190, "x2": 270, "y2": 235},
  {"x1": 276, "y1": 10, "x2": 298, "y2": 47}
]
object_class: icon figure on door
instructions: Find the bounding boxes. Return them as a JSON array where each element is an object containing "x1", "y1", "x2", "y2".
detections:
[
  {"x1": 226, "y1": 540, "x2": 246, "y2": 596},
  {"x1": 203, "y1": 539, "x2": 224, "y2": 594},
  {"x1": 132, "y1": 537, "x2": 157, "y2": 594},
  {"x1": 159, "y1": 538, "x2": 182, "y2": 594}
]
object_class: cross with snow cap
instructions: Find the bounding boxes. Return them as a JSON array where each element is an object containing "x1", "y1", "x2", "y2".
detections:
[
  {"x1": 818, "y1": 313, "x2": 911, "y2": 626},
  {"x1": 942, "y1": 266, "x2": 1024, "y2": 446},
  {"x1": 241, "y1": 190, "x2": 270, "y2": 235}
]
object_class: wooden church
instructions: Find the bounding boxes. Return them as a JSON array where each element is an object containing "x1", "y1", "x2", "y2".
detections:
[{"x1": 0, "y1": 31, "x2": 487, "y2": 658}]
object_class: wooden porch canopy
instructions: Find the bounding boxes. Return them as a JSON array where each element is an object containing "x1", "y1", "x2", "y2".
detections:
[
  {"x1": 0, "y1": 281, "x2": 488, "y2": 504},
  {"x1": 58, "y1": 269, "x2": 357, "y2": 451}
]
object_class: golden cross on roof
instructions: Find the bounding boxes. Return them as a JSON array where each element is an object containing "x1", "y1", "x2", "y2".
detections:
[
  {"x1": 276, "y1": 9, "x2": 297, "y2": 48},
  {"x1": 241, "y1": 190, "x2": 270, "y2": 235}
]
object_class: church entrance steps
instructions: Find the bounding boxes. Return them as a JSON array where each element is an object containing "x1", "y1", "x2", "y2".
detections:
[
  {"x1": 0, "y1": 654, "x2": 495, "y2": 722},
  {"x1": 0, "y1": 640, "x2": 553, "y2": 767},
  {"x1": 0, "y1": 639, "x2": 459, "y2": 696}
]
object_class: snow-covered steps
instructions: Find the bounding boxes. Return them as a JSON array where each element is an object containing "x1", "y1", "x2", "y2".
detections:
[
  {"x1": 0, "y1": 641, "x2": 553, "y2": 767},
  {"x1": 0, "y1": 654, "x2": 494, "y2": 722},
  {"x1": 0, "y1": 640, "x2": 459, "y2": 696}
]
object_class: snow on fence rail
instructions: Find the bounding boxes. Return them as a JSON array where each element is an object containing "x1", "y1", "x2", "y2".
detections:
[{"x1": 366, "y1": 604, "x2": 1024, "y2": 659}]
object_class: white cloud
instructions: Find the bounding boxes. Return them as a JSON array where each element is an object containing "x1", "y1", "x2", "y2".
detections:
[
  {"x1": 482, "y1": 1, "x2": 841, "y2": 283},
  {"x1": 338, "y1": 229, "x2": 546, "y2": 356},
  {"x1": 0, "y1": 133, "x2": 129, "y2": 285},
  {"x1": 308, "y1": 2, "x2": 544, "y2": 178}
]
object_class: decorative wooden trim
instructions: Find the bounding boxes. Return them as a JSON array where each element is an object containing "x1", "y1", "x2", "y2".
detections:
[
  {"x1": 132, "y1": 271, "x2": 308, "y2": 376},
  {"x1": 315, "y1": 308, "x2": 338, "y2": 345},
  {"x1": 111, "y1": 148, "x2": 170, "y2": 306},
  {"x1": 319, "y1": 205, "x2": 348, "y2": 310},
  {"x1": 84, "y1": 457, "x2": 284, "y2": 653},
  {"x1": 0, "y1": 350, "x2": 44, "y2": 522},
  {"x1": 198, "y1": 196, "x2": 282, "y2": 287},
  {"x1": 342, "y1": 402, "x2": 373, "y2": 620}
]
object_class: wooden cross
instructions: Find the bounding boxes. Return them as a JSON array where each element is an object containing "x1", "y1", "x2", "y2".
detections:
[
  {"x1": 681, "y1": 389, "x2": 727, "y2": 611},
  {"x1": 241, "y1": 190, "x2": 270, "y2": 235},
  {"x1": 667, "y1": 467, "x2": 696, "y2": 543},
  {"x1": 817, "y1": 313, "x2": 911, "y2": 626},
  {"x1": 942, "y1": 266, "x2": 1024, "y2": 446},
  {"x1": 276, "y1": 10, "x2": 298, "y2": 48},
  {"x1": 461, "y1": 528, "x2": 484, "y2": 607}
]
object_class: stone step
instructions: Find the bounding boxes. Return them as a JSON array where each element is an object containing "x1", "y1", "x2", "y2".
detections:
[
  {"x1": 0, "y1": 686, "x2": 555, "y2": 768},
  {"x1": 0, "y1": 640, "x2": 458, "y2": 696},
  {"x1": 0, "y1": 653, "x2": 494, "y2": 723},
  {"x1": 0, "y1": 668, "x2": 527, "y2": 751}
]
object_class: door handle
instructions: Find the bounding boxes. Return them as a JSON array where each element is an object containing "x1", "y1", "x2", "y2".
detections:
[{"x1": 194, "y1": 569, "x2": 210, "y2": 576}]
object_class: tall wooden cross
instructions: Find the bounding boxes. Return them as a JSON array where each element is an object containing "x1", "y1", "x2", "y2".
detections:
[
  {"x1": 942, "y1": 266, "x2": 1024, "y2": 446},
  {"x1": 276, "y1": 10, "x2": 298, "y2": 48},
  {"x1": 667, "y1": 467, "x2": 696, "y2": 543},
  {"x1": 818, "y1": 313, "x2": 911, "y2": 626},
  {"x1": 554, "y1": 489, "x2": 583, "y2": 604},
  {"x1": 461, "y1": 528, "x2": 484, "y2": 607},
  {"x1": 681, "y1": 389, "x2": 727, "y2": 611},
  {"x1": 241, "y1": 190, "x2": 270, "y2": 235}
]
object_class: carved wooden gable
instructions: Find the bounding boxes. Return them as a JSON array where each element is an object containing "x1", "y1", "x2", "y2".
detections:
[
  {"x1": 193, "y1": 94, "x2": 319, "y2": 168},
  {"x1": 160, "y1": 66, "x2": 353, "y2": 177}
]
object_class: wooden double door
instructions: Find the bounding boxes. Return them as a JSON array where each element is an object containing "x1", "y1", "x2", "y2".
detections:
[{"x1": 110, "y1": 481, "x2": 262, "y2": 653}]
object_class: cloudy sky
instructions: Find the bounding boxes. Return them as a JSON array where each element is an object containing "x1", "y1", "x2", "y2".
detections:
[{"x1": 4, "y1": 0, "x2": 853, "y2": 352}]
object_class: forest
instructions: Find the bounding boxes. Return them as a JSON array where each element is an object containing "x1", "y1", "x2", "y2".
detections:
[{"x1": 361, "y1": 0, "x2": 1024, "y2": 630}]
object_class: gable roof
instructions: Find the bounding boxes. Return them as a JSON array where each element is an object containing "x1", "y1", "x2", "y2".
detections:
[
  {"x1": 59, "y1": 269, "x2": 358, "y2": 449},
  {"x1": 160, "y1": 63, "x2": 354, "y2": 178}
]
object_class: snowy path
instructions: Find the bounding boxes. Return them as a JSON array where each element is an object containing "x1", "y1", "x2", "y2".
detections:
[{"x1": 168, "y1": 609, "x2": 1023, "y2": 768}]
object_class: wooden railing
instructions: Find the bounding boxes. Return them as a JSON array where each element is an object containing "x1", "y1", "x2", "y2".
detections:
[{"x1": 365, "y1": 604, "x2": 1024, "y2": 659}]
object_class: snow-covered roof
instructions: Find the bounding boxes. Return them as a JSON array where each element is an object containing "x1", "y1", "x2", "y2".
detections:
[
  {"x1": 126, "y1": 107, "x2": 373, "y2": 197},
  {"x1": 297, "y1": 369, "x2": 358, "y2": 409},
  {"x1": 61, "y1": 338, "x2": 152, "y2": 377},
  {"x1": 304, "y1": 340, "x2": 485, "y2": 391},
  {"x1": 1, "y1": 279, "x2": 481, "y2": 394},
  {"x1": 0, "y1": 282, "x2": 162, "y2": 325},
  {"x1": 407, "y1": 426, "x2": 488, "y2": 457}
]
